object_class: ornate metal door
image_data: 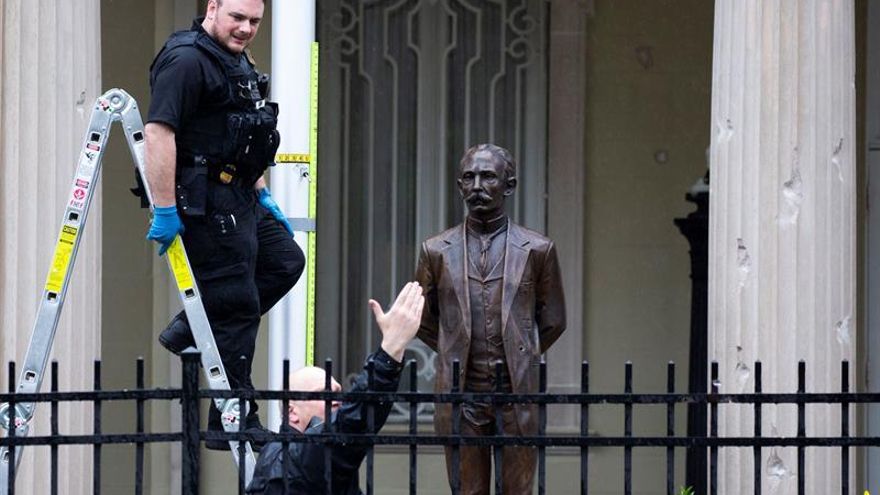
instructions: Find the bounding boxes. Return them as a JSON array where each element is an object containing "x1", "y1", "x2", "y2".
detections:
[{"x1": 317, "y1": 0, "x2": 549, "y2": 418}]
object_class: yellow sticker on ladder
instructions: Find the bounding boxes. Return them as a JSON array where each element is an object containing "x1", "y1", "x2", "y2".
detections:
[
  {"x1": 44, "y1": 225, "x2": 79, "y2": 293},
  {"x1": 166, "y1": 236, "x2": 195, "y2": 292}
]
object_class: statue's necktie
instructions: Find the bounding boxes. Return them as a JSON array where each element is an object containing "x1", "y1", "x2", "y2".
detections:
[{"x1": 479, "y1": 235, "x2": 492, "y2": 275}]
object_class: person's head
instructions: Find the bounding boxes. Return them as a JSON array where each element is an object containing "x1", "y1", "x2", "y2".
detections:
[
  {"x1": 202, "y1": 0, "x2": 265, "y2": 54},
  {"x1": 457, "y1": 144, "x2": 517, "y2": 220},
  {"x1": 284, "y1": 367, "x2": 342, "y2": 432}
]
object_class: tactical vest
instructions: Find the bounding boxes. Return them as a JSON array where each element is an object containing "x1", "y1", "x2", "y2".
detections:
[{"x1": 150, "y1": 28, "x2": 280, "y2": 185}]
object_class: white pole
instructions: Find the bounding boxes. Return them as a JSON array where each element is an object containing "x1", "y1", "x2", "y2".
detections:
[{"x1": 268, "y1": 0, "x2": 315, "y2": 432}]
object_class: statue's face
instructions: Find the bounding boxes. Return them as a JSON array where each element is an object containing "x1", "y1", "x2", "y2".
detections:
[{"x1": 458, "y1": 150, "x2": 515, "y2": 218}]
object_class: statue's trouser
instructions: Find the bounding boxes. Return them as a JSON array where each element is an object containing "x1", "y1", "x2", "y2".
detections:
[{"x1": 444, "y1": 402, "x2": 537, "y2": 495}]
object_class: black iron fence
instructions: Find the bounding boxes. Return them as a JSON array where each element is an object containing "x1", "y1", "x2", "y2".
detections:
[{"x1": 0, "y1": 352, "x2": 870, "y2": 495}]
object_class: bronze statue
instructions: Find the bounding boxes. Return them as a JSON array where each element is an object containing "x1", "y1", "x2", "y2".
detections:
[{"x1": 416, "y1": 144, "x2": 566, "y2": 494}]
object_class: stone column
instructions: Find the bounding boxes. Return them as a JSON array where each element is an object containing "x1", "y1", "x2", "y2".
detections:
[
  {"x1": 0, "y1": 1, "x2": 101, "y2": 493},
  {"x1": 546, "y1": 0, "x2": 590, "y2": 429},
  {"x1": 708, "y1": 1, "x2": 855, "y2": 493}
]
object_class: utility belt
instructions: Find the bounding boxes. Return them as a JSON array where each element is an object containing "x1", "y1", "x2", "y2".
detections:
[
  {"x1": 207, "y1": 162, "x2": 253, "y2": 188},
  {"x1": 175, "y1": 155, "x2": 262, "y2": 217}
]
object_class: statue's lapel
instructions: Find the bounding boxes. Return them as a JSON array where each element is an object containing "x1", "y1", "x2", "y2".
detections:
[
  {"x1": 441, "y1": 224, "x2": 471, "y2": 339},
  {"x1": 501, "y1": 222, "x2": 530, "y2": 334}
]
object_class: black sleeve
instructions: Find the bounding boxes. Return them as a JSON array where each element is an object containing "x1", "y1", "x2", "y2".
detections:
[
  {"x1": 334, "y1": 347, "x2": 404, "y2": 434},
  {"x1": 147, "y1": 46, "x2": 205, "y2": 131},
  {"x1": 300, "y1": 348, "x2": 405, "y2": 487}
]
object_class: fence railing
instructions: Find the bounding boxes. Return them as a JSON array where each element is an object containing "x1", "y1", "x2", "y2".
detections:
[{"x1": 0, "y1": 352, "x2": 871, "y2": 495}]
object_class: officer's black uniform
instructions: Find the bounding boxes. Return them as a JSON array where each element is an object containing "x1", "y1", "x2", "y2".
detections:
[
  {"x1": 147, "y1": 18, "x2": 305, "y2": 440},
  {"x1": 245, "y1": 349, "x2": 404, "y2": 495}
]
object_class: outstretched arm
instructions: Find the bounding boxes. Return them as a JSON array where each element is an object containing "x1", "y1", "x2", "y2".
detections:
[{"x1": 301, "y1": 283, "x2": 424, "y2": 488}]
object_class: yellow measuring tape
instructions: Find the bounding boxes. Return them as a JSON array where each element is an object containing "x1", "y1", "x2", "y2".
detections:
[
  {"x1": 273, "y1": 44, "x2": 319, "y2": 365},
  {"x1": 275, "y1": 153, "x2": 310, "y2": 164},
  {"x1": 305, "y1": 42, "x2": 319, "y2": 366}
]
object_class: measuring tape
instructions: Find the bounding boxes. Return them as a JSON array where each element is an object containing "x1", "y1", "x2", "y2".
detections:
[
  {"x1": 305, "y1": 42, "x2": 319, "y2": 366},
  {"x1": 275, "y1": 153, "x2": 310, "y2": 164},
  {"x1": 274, "y1": 42, "x2": 319, "y2": 366}
]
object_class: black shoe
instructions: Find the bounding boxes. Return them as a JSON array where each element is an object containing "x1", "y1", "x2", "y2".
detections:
[
  {"x1": 244, "y1": 414, "x2": 274, "y2": 452},
  {"x1": 204, "y1": 408, "x2": 271, "y2": 453},
  {"x1": 204, "y1": 406, "x2": 227, "y2": 451},
  {"x1": 158, "y1": 312, "x2": 195, "y2": 355}
]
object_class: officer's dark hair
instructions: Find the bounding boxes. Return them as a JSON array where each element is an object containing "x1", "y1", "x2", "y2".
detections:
[
  {"x1": 214, "y1": 0, "x2": 266, "y2": 7},
  {"x1": 460, "y1": 143, "x2": 517, "y2": 180}
]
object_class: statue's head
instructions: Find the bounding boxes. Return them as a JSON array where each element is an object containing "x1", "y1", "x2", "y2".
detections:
[{"x1": 457, "y1": 144, "x2": 517, "y2": 220}]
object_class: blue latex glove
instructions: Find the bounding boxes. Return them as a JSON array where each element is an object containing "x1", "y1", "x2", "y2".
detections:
[
  {"x1": 146, "y1": 205, "x2": 184, "y2": 256},
  {"x1": 258, "y1": 188, "x2": 294, "y2": 236}
]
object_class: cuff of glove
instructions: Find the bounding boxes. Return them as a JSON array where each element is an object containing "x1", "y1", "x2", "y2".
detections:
[{"x1": 153, "y1": 205, "x2": 178, "y2": 216}]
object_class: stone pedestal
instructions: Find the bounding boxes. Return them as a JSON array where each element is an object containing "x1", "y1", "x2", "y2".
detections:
[
  {"x1": 708, "y1": 1, "x2": 856, "y2": 493},
  {"x1": 0, "y1": 1, "x2": 101, "y2": 493}
]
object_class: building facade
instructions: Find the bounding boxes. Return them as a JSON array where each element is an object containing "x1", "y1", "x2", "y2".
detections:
[{"x1": 0, "y1": 0, "x2": 872, "y2": 493}]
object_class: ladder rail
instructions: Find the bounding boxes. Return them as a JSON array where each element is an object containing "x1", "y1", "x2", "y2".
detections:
[
  {"x1": 0, "y1": 89, "x2": 257, "y2": 493},
  {"x1": 119, "y1": 100, "x2": 257, "y2": 476},
  {"x1": 0, "y1": 98, "x2": 116, "y2": 490},
  {"x1": 118, "y1": 94, "x2": 256, "y2": 477}
]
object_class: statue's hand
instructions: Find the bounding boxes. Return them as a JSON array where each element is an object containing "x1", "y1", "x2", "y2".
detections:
[{"x1": 369, "y1": 282, "x2": 425, "y2": 362}]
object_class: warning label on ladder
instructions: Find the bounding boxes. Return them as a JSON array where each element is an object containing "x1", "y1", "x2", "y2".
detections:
[
  {"x1": 167, "y1": 237, "x2": 194, "y2": 292},
  {"x1": 44, "y1": 225, "x2": 78, "y2": 293}
]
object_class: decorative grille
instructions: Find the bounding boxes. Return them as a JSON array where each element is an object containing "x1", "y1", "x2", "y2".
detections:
[{"x1": 318, "y1": 0, "x2": 549, "y2": 422}]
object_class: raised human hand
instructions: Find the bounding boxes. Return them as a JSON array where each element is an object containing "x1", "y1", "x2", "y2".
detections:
[{"x1": 369, "y1": 282, "x2": 425, "y2": 362}]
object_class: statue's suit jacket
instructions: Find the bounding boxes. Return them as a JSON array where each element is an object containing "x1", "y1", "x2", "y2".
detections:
[{"x1": 415, "y1": 221, "x2": 566, "y2": 435}]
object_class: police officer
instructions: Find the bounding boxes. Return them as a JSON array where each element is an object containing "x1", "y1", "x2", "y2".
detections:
[
  {"x1": 246, "y1": 282, "x2": 425, "y2": 495},
  {"x1": 144, "y1": 0, "x2": 304, "y2": 450}
]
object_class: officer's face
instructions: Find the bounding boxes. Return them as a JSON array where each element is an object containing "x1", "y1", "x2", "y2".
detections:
[
  {"x1": 458, "y1": 150, "x2": 516, "y2": 219},
  {"x1": 206, "y1": 0, "x2": 264, "y2": 54}
]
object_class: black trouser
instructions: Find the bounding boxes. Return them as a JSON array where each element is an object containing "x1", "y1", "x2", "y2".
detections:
[{"x1": 175, "y1": 180, "x2": 305, "y2": 420}]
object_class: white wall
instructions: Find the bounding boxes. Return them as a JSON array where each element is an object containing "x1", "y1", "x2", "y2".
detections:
[{"x1": 0, "y1": 1, "x2": 102, "y2": 493}]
